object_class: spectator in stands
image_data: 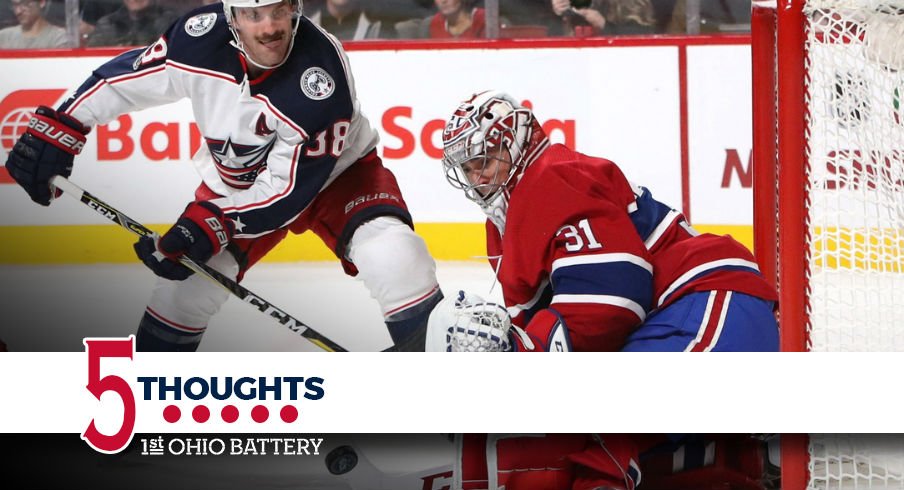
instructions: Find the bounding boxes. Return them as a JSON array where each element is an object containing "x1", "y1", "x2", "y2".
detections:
[
  {"x1": 666, "y1": 0, "x2": 751, "y2": 34},
  {"x1": 376, "y1": 0, "x2": 432, "y2": 38},
  {"x1": 427, "y1": 0, "x2": 486, "y2": 38},
  {"x1": 551, "y1": 0, "x2": 656, "y2": 36},
  {"x1": 87, "y1": 0, "x2": 177, "y2": 47},
  {"x1": 0, "y1": 0, "x2": 69, "y2": 48},
  {"x1": 649, "y1": 0, "x2": 676, "y2": 33},
  {"x1": 77, "y1": 0, "x2": 121, "y2": 46},
  {"x1": 0, "y1": 0, "x2": 18, "y2": 29},
  {"x1": 396, "y1": 0, "x2": 501, "y2": 39},
  {"x1": 500, "y1": 0, "x2": 563, "y2": 37},
  {"x1": 305, "y1": 0, "x2": 393, "y2": 40},
  {"x1": 157, "y1": 0, "x2": 205, "y2": 16}
]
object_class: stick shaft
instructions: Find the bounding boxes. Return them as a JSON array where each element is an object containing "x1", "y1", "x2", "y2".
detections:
[{"x1": 51, "y1": 176, "x2": 347, "y2": 352}]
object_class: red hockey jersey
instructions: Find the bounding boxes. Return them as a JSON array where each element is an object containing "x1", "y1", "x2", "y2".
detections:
[
  {"x1": 456, "y1": 434, "x2": 641, "y2": 490},
  {"x1": 487, "y1": 144, "x2": 776, "y2": 351}
]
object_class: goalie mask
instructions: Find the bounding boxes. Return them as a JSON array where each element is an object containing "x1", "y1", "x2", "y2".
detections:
[
  {"x1": 222, "y1": 0, "x2": 303, "y2": 71},
  {"x1": 441, "y1": 91, "x2": 548, "y2": 232}
]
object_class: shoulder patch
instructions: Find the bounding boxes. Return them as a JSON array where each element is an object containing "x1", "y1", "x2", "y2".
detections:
[
  {"x1": 185, "y1": 13, "x2": 217, "y2": 37},
  {"x1": 300, "y1": 67, "x2": 335, "y2": 100}
]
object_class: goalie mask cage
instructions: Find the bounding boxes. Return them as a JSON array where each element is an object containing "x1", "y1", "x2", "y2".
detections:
[{"x1": 752, "y1": 0, "x2": 904, "y2": 489}]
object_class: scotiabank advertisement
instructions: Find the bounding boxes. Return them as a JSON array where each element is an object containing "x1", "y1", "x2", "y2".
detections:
[
  {"x1": 0, "y1": 43, "x2": 756, "y2": 230},
  {"x1": 1, "y1": 38, "x2": 885, "y2": 490}
]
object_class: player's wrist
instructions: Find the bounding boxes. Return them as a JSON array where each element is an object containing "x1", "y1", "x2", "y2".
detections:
[
  {"x1": 27, "y1": 106, "x2": 89, "y2": 155},
  {"x1": 183, "y1": 201, "x2": 235, "y2": 257}
]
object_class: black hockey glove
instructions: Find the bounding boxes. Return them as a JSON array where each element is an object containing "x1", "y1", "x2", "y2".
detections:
[
  {"x1": 5, "y1": 106, "x2": 89, "y2": 206},
  {"x1": 134, "y1": 201, "x2": 235, "y2": 281},
  {"x1": 134, "y1": 236, "x2": 195, "y2": 281}
]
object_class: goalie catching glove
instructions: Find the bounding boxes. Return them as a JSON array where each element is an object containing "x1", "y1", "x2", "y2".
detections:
[
  {"x1": 134, "y1": 201, "x2": 235, "y2": 281},
  {"x1": 426, "y1": 291, "x2": 513, "y2": 352},
  {"x1": 5, "y1": 106, "x2": 89, "y2": 206},
  {"x1": 426, "y1": 291, "x2": 572, "y2": 352}
]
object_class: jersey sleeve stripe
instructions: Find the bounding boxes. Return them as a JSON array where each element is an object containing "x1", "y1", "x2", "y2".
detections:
[
  {"x1": 65, "y1": 63, "x2": 171, "y2": 119},
  {"x1": 63, "y1": 79, "x2": 107, "y2": 115},
  {"x1": 551, "y1": 261, "x2": 652, "y2": 311},
  {"x1": 65, "y1": 65, "x2": 168, "y2": 118},
  {"x1": 551, "y1": 252, "x2": 653, "y2": 275},
  {"x1": 642, "y1": 209, "x2": 682, "y2": 250},
  {"x1": 167, "y1": 59, "x2": 237, "y2": 84},
  {"x1": 628, "y1": 185, "x2": 680, "y2": 247},
  {"x1": 657, "y1": 259, "x2": 761, "y2": 307},
  {"x1": 551, "y1": 294, "x2": 647, "y2": 321},
  {"x1": 104, "y1": 64, "x2": 168, "y2": 84}
]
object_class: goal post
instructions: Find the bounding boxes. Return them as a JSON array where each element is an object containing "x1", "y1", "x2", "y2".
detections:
[
  {"x1": 752, "y1": 0, "x2": 904, "y2": 488},
  {"x1": 752, "y1": 0, "x2": 904, "y2": 349}
]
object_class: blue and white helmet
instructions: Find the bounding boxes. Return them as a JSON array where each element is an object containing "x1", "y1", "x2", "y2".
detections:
[
  {"x1": 222, "y1": 0, "x2": 304, "y2": 70},
  {"x1": 441, "y1": 91, "x2": 548, "y2": 231}
]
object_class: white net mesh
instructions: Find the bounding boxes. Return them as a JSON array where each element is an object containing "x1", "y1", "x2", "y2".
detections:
[
  {"x1": 809, "y1": 435, "x2": 904, "y2": 490},
  {"x1": 800, "y1": 4, "x2": 904, "y2": 488},
  {"x1": 804, "y1": 0, "x2": 904, "y2": 351}
]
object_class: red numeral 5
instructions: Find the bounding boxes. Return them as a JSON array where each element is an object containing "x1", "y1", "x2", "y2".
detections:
[{"x1": 81, "y1": 336, "x2": 136, "y2": 454}]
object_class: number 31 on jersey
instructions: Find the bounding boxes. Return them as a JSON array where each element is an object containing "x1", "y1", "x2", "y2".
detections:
[{"x1": 556, "y1": 218, "x2": 602, "y2": 252}]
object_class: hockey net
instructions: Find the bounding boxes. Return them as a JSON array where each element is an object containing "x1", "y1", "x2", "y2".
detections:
[
  {"x1": 751, "y1": 0, "x2": 904, "y2": 489},
  {"x1": 753, "y1": 0, "x2": 904, "y2": 352}
]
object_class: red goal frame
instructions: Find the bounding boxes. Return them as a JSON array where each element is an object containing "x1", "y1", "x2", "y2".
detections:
[{"x1": 751, "y1": 1, "x2": 810, "y2": 489}]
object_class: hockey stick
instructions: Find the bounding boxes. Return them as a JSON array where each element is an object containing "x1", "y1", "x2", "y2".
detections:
[{"x1": 50, "y1": 175, "x2": 347, "y2": 352}]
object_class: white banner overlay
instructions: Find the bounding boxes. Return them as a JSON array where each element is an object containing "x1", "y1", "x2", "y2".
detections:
[{"x1": 1, "y1": 351, "x2": 901, "y2": 435}]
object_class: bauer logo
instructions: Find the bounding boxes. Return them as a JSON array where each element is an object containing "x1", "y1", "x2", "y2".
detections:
[
  {"x1": 81, "y1": 336, "x2": 326, "y2": 455},
  {"x1": 0, "y1": 89, "x2": 68, "y2": 154},
  {"x1": 0, "y1": 89, "x2": 69, "y2": 182}
]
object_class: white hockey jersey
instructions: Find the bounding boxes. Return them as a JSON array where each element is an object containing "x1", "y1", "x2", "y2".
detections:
[{"x1": 59, "y1": 3, "x2": 380, "y2": 238}]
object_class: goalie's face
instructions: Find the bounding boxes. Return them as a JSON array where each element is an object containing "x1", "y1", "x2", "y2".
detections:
[
  {"x1": 233, "y1": 1, "x2": 295, "y2": 69},
  {"x1": 443, "y1": 91, "x2": 545, "y2": 215},
  {"x1": 459, "y1": 145, "x2": 514, "y2": 199}
]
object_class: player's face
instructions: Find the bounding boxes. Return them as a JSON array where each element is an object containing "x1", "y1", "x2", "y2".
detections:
[
  {"x1": 234, "y1": 1, "x2": 294, "y2": 68},
  {"x1": 461, "y1": 146, "x2": 513, "y2": 198}
]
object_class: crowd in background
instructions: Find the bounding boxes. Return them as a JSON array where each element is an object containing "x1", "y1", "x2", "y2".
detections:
[{"x1": 0, "y1": 0, "x2": 753, "y2": 49}]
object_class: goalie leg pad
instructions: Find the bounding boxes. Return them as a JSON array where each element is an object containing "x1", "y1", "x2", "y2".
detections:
[
  {"x1": 348, "y1": 216, "x2": 441, "y2": 351},
  {"x1": 138, "y1": 250, "x2": 239, "y2": 351}
]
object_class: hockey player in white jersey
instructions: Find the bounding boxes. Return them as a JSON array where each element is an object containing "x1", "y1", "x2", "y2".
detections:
[{"x1": 4, "y1": 0, "x2": 442, "y2": 351}]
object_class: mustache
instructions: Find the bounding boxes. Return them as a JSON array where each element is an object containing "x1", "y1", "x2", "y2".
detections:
[{"x1": 257, "y1": 33, "x2": 286, "y2": 43}]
